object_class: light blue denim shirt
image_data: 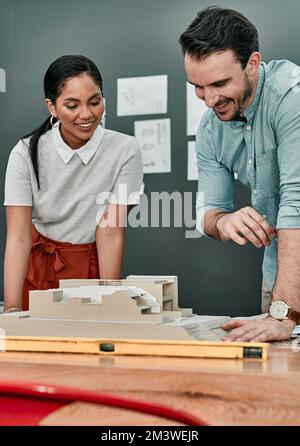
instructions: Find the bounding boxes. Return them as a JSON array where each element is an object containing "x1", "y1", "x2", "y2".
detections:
[{"x1": 196, "y1": 60, "x2": 300, "y2": 291}]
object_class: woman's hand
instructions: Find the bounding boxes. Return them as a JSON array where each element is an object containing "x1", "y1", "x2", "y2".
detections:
[{"x1": 3, "y1": 307, "x2": 23, "y2": 313}]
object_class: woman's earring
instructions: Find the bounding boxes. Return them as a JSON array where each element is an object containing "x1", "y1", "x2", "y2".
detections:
[
  {"x1": 50, "y1": 115, "x2": 57, "y2": 127},
  {"x1": 100, "y1": 111, "x2": 106, "y2": 128}
]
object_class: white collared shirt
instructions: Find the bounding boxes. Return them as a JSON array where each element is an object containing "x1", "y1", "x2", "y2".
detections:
[
  {"x1": 52, "y1": 121, "x2": 105, "y2": 165},
  {"x1": 4, "y1": 123, "x2": 143, "y2": 243}
]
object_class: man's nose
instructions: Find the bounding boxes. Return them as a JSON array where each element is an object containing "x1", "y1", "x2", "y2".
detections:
[{"x1": 204, "y1": 89, "x2": 219, "y2": 108}]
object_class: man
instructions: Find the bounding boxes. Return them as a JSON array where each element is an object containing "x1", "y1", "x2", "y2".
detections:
[{"x1": 180, "y1": 6, "x2": 300, "y2": 342}]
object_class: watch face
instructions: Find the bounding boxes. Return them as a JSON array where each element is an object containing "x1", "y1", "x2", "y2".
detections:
[{"x1": 270, "y1": 301, "x2": 289, "y2": 319}]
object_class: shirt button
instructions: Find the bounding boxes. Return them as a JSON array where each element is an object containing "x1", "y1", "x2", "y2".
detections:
[
  {"x1": 246, "y1": 125, "x2": 251, "y2": 131},
  {"x1": 248, "y1": 159, "x2": 252, "y2": 165},
  {"x1": 253, "y1": 189, "x2": 257, "y2": 194},
  {"x1": 262, "y1": 214, "x2": 267, "y2": 219}
]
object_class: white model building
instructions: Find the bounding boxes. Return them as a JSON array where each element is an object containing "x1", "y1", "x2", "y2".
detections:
[{"x1": 0, "y1": 276, "x2": 230, "y2": 340}]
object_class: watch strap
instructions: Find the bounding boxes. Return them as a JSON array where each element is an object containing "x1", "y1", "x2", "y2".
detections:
[{"x1": 287, "y1": 308, "x2": 300, "y2": 324}]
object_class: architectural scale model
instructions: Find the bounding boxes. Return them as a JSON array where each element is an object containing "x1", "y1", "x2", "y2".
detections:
[{"x1": 0, "y1": 276, "x2": 230, "y2": 340}]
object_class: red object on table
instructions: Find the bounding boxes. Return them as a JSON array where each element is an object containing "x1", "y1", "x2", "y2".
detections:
[{"x1": 0, "y1": 380, "x2": 208, "y2": 426}]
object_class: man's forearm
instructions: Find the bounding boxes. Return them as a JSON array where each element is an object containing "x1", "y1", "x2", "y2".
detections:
[
  {"x1": 272, "y1": 228, "x2": 300, "y2": 312},
  {"x1": 203, "y1": 208, "x2": 232, "y2": 240}
]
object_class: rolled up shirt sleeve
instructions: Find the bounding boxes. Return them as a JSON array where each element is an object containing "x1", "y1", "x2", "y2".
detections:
[
  {"x1": 274, "y1": 90, "x2": 300, "y2": 228},
  {"x1": 196, "y1": 119, "x2": 235, "y2": 234}
]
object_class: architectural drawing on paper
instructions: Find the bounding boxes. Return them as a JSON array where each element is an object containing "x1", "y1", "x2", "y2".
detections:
[
  {"x1": 134, "y1": 119, "x2": 171, "y2": 173},
  {"x1": 117, "y1": 75, "x2": 167, "y2": 116}
]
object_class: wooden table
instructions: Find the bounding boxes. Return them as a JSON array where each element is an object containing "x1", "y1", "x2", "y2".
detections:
[{"x1": 0, "y1": 343, "x2": 299, "y2": 426}]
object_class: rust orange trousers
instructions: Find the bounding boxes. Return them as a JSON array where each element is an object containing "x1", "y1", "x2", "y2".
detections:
[{"x1": 22, "y1": 225, "x2": 99, "y2": 310}]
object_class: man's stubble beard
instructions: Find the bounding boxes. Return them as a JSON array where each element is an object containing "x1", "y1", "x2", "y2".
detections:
[
  {"x1": 233, "y1": 73, "x2": 253, "y2": 119},
  {"x1": 215, "y1": 73, "x2": 253, "y2": 121}
]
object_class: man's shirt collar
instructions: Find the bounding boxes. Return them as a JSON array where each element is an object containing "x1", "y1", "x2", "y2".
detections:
[{"x1": 244, "y1": 64, "x2": 265, "y2": 121}]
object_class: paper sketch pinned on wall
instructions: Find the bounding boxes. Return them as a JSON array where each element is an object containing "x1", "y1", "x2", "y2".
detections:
[
  {"x1": 117, "y1": 75, "x2": 167, "y2": 116},
  {"x1": 187, "y1": 141, "x2": 198, "y2": 181},
  {"x1": 0, "y1": 68, "x2": 6, "y2": 92},
  {"x1": 134, "y1": 118, "x2": 171, "y2": 174},
  {"x1": 187, "y1": 82, "x2": 208, "y2": 136}
]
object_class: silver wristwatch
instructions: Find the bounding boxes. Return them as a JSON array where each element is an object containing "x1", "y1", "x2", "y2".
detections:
[{"x1": 269, "y1": 300, "x2": 300, "y2": 324}]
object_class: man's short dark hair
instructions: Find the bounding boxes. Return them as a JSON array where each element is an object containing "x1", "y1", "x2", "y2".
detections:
[{"x1": 179, "y1": 6, "x2": 259, "y2": 69}]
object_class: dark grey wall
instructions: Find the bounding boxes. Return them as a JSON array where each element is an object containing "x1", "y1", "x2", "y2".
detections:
[{"x1": 1, "y1": 0, "x2": 299, "y2": 316}]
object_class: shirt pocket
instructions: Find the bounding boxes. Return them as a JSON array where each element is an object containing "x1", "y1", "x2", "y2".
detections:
[{"x1": 255, "y1": 148, "x2": 280, "y2": 198}]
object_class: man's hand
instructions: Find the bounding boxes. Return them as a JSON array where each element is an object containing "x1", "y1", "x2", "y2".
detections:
[
  {"x1": 216, "y1": 206, "x2": 277, "y2": 247},
  {"x1": 222, "y1": 317, "x2": 295, "y2": 342}
]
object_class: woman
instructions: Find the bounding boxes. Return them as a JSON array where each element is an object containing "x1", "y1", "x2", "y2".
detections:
[{"x1": 4, "y1": 55, "x2": 143, "y2": 311}]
